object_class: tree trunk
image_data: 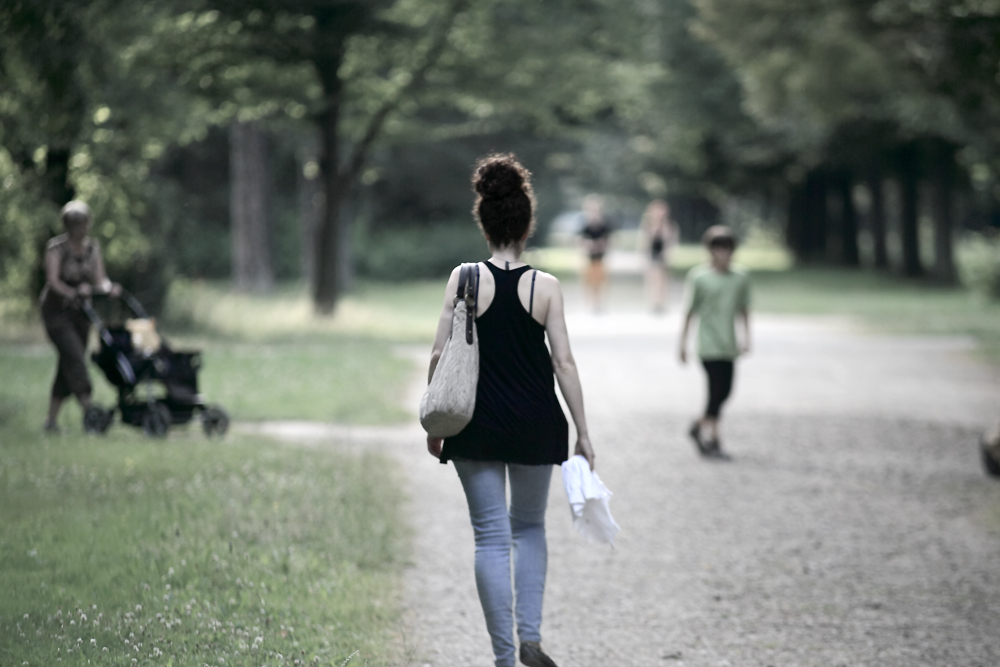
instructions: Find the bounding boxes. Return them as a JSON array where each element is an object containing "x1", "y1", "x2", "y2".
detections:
[
  {"x1": 785, "y1": 180, "x2": 808, "y2": 258},
  {"x1": 803, "y1": 169, "x2": 829, "y2": 260},
  {"x1": 296, "y1": 133, "x2": 322, "y2": 284},
  {"x1": 898, "y1": 145, "x2": 923, "y2": 277},
  {"x1": 867, "y1": 173, "x2": 889, "y2": 270},
  {"x1": 930, "y1": 142, "x2": 957, "y2": 284},
  {"x1": 312, "y1": 16, "x2": 348, "y2": 314},
  {"x1": 229, "y1": 120, "x2": 274, "y2": 292},
  {"x1": 836, "y1": 170, "x2": 860, "y2": 266}
]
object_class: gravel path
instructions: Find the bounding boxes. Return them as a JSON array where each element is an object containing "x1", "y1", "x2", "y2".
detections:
[{"x1": 251, "y1": 280, "x2": 1000, "y2": 666}]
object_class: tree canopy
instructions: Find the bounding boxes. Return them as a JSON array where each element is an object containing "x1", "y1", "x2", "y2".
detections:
[{"x1": 2, "y1": 0, "x2": 999, "y2": 310}]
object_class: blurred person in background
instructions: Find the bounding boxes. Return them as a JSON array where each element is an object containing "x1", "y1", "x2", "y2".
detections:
[
  {"x1": 579, "y1": 194, "x2": 613, "y2": 312},
  {"x1": 427, "y1": 154, "x2": 596, "y2": 667},
  {"x1": 678, "y1": 225, "x2": 751, "y2": 460},
  {"x1": 40, "y1": 200, "x2": 121, "y2": 433},
  {"x1": 982, "y1": 418, "x2": 1000, "y2": 477},
  {"x1": 642, "y1": 199, "x2": 678, "y2": 313}
]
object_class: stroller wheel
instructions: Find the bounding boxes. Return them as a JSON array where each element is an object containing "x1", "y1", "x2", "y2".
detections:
[
  {"x1": 202, "y1": 406, "x2": 230, "y2": 438},
  {"x1": 982, "y1": 439, "x2": 1000, "y2": 478},
  {"x1": 142, "y1": 403, "x2": 171, "y2": 438},
  {"x1": 84, "y1": 405, "x2": 114, "y2": 435}
]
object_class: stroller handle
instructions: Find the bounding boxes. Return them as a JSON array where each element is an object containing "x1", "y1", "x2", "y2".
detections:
[
  {"x1": 80, "y1": 289, "x2": 150, "y2": 334},
  {"x1": 86, "y1": 289, "x2": 149, "y2": 319}
]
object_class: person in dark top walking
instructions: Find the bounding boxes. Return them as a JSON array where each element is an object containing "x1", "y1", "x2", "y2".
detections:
[
  {"x1": 40, "y1": 200, "x2": 121, "y2": 433},
  {"x1": 642, "y1": 199, "x2": 678, "y2": 313},
  {"x1": 578, "y1": 194, "x2": 612, "y2": 312},
  {"x1": 427, "y1": 154, "x2": 595, "y2": 667}
]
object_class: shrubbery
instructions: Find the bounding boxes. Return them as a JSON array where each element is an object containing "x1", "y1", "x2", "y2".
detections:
[
  {"x1": 959, "y1": 232, "x2": 1000, "y2": 300},
  {"x1": 354, "y1": 221, "x2": 489, "y2": 281}
]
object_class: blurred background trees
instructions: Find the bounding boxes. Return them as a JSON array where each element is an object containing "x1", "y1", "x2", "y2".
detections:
[{"x1": 2, "y1": 0, "x2": 1000, "y2": 314}]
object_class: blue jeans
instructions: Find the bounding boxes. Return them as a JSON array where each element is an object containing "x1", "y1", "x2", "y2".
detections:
[{"x1": 454, "y1": 460, "x2": 553, "y2": 667}]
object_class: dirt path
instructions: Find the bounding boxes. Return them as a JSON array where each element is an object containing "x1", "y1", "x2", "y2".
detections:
[{"x1": 252, "y1": 279, "x2": 1000, "y2": 666}]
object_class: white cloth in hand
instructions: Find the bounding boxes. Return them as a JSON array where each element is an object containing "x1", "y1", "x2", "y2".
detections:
[{"x1": 560, "y1": 454, "x2": 620, "y2": 547}]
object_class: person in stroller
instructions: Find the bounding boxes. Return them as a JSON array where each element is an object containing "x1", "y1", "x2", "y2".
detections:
[{"x1": 40, "y1": 200, "x2": 121, "y2": 434}]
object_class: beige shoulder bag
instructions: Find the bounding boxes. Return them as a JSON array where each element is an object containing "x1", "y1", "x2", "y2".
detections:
[{"x1": 419, "y1": 263, "x2": 480, "y2": 437}]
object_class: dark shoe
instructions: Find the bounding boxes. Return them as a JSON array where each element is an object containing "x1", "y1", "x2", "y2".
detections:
[
  {"x1": 688, "y1": 422, "x2": 709, "y2": 456},
  {"x1": 520, "y1": 641, "x2": 558, "y2": 667},
  {"x1": 703, "y1": 439, "x2": 732, "y2": 461},
  {"x1": 42, "y1": 419, "x2": 60, "y2": 435}
]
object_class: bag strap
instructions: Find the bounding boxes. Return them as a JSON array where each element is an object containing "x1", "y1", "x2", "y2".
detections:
[
  {"x1": 529, "y1": 269, "x2": 537, "y2": 317},
  {"x1": 454, "y1": 263, "x2": 478, "y2": 345}
]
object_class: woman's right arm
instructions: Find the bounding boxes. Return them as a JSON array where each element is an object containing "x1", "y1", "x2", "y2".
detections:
[
  {"x1": 44, "y1": 248, "x2": 78, "y2": 301},
  {"x1": 428, "y1": 266, "x2": 462, "y2": 383},
  {"x1": 543, "y1": 277, "x2": 596, "y2": 470},
  {"x1": 426, "y1": 267, "x2": 462, "y2": 459}
]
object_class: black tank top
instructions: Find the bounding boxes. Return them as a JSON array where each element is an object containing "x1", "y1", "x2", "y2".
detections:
[{"x1": 441, "y1": 262, "x2": 569, "y2": 466}]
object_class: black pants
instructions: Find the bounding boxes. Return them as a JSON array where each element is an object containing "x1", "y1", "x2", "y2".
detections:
[
  {"x1": 43, "y1": 306, "x2": 93, "y2": 400},
  {"x1": 701, "y1": 359, "x2": 734, "y2": 419}
]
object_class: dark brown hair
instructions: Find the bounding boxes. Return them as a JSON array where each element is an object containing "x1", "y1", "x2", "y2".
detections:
[
  {"x1": 472, "y1": 153, "x2": 536, "y2": 247},
  {"x1": 702, "y1": 225, "x2": 736, "y2": 249}
]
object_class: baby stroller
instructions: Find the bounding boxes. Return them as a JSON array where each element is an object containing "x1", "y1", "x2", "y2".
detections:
[{"x1": 81, "y1": 291, "x2": 229, "y2": 438}]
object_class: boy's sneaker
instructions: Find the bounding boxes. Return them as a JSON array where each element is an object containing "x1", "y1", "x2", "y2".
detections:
[
  {"x1": 688, "y1": 422, "x2": 709, "y2": 456},
  {"x1": 703, "y1": 439, "x2": 732, "y2": 461}
]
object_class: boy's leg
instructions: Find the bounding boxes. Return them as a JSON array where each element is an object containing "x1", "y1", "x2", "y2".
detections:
[{"x1": 701, "y1": 360, "x2": 734, "y2": 445}]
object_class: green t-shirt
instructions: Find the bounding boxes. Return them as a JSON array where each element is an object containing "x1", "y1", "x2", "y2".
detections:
[{"x1": 686, "y1": 264, "x2": 750, "y2": 360}]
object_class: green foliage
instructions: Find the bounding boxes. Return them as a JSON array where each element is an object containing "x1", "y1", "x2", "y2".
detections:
[
  {"x1": 355, "y1": 221, "x2": 489, "y2": 281},
  {"x1": 959, "y1": 232, "x2": 1000, "y2": 299}
]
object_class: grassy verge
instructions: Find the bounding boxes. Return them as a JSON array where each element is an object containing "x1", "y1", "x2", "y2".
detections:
[
  {"x1": 748, "y1": 266, "x2": 1000, "y2": 363},
  {"x1": 0, "y1": 281, "x2": 429, "y2": 667},
  {"x1": 0, "y1": 428, "x2": 406, "y2": 667}
]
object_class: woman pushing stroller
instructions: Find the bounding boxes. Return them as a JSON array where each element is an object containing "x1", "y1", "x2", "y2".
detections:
[
  {"x1": 426, "y1": 154, "x2": 595, "y2": 667},
  {"x1": 40, "y1": 200, "x2": 121, "y2": 434}
]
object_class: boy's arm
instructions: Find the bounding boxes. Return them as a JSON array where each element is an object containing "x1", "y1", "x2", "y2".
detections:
[
  {"x1": 679, "y1": 271, "x2": 699, "y2": 364},
  {"x1": 679, "y1": 308, "x2": 695, "y2": 364},
  {"x1": 739, "y1": 308, "x2": 751, "y2": 354},
  {"x1": 738, "y1": 273, "x2": 751, "y2": 354}
]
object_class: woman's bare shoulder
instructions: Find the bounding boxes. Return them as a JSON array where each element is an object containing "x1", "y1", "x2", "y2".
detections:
[
  {"x1": 46, "y1": 234, "x2": 69, "y2": 252},
  {"x1": 532, "y1": 269, "x2": 561, "y2": 289}
]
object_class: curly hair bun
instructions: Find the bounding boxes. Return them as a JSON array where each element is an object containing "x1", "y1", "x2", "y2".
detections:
[{"x1": 474, "y1": 155, "x2": 525, "y2": 199}]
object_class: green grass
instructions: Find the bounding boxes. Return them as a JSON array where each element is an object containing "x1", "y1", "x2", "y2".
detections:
[
  {"x1": 0, "y1": 281, "x2": 428, "y2": 667},
  {"x1": 748, "y1": 266, "x2": 1000, "y2": 363},
  {"x1": 0, "y1": 428, "x2": 406, "y2": 667},
  {"x1": 161, "y1": 279, "x2": 442, "y2": 344}
]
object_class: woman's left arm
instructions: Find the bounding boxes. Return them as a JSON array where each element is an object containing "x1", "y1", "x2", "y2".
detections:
[{"x1": 543, "y1": 276, "x2": 596, "y2": 470}]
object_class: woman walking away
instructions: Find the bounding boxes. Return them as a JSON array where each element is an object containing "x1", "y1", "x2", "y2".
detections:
[
  {"x1": 579, "y1": 194, "x2": 612, "y2": 312},
  {"x1": 642, "y1": 199, "x2": 678, "y2": 313},
  {"x1": 40, "y1": 200, "x2": 121, "y2": 433},
  {"x1": 678, "y1": 225, "x2": 751, "y2": 460},
  {"x1": 427, "y1": 154, "x2": 596, "y2": 667}
]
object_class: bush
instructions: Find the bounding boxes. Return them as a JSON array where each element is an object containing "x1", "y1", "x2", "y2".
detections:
[
  {"x1": 355, "y1": 221, "x2": 489, "y2": 280},
  {"x1": 959, "y1": 232, "x2": 1000, "y2": 300}
]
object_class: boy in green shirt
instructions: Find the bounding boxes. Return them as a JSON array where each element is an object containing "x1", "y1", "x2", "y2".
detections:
[{"x1": 678, "y1": 226, "x2": 751, "y2": 459}]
